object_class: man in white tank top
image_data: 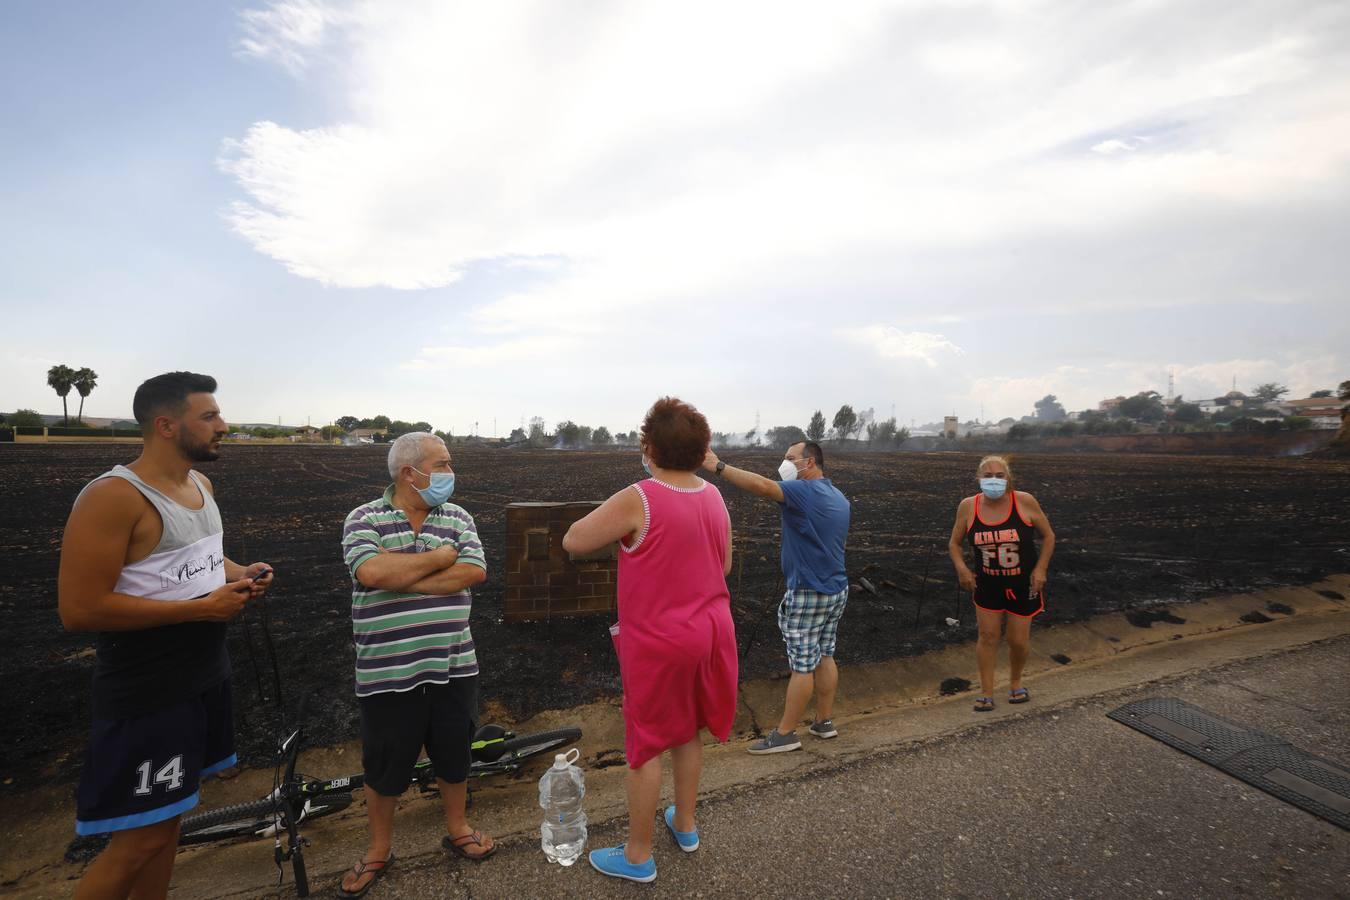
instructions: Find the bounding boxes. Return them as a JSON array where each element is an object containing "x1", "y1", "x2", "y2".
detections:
[{"x1": 58, "y1": 372, "x2": 275, "y2": 900}]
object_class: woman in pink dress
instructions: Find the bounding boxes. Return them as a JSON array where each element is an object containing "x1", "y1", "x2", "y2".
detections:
[{"x1": 563, "y1": 397, "x2": 737, "y2": 883}]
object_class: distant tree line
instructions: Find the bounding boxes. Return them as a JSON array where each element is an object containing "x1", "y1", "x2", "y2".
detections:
[
  {"x1": 709, "y1": 405, "x2": 909, "y2": 451},
  {"x1": 1015, "y1": 381, "x2": 1344, "y2": 437}
]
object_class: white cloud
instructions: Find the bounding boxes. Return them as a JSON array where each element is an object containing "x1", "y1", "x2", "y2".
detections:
[
  {"x1": 1091, "y1": 138, "x2": 1137, "y2": 155},
  {"x1": 402, "y1": 335, "x2": 579, "y2": 371},
  {"x1": 237, "y1": 0, "x2": 352, "y2": 74},
  {"x1": 210, "y1": 1, "x2": 1350, "y2": 429},
  {"x1": 224, "y1": 1, "x2": 1350, "y2": 302},
  {"x1": 838, "y1": 326, "x2": 963, "y2": 368}
]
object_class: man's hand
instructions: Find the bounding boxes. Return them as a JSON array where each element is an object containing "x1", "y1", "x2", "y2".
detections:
[
  {"x1": 957, "y1": 566, "x2": 978, "y2": 593},
  {"x1": 244, "y1": 562, "x2": 274, "y2": 598},
  {"x1": 198, "y1": 578, "x2": 254, "y2": 621},
  {"x1": 701, "y1": 449, "x2": 721, "y2": 474},
  {"x1": 1030, "y1": 567, "x2": 1047, "y2": 597},
  {"x1": 431, "y1": 543, "x2": 459, "y2": 567}
]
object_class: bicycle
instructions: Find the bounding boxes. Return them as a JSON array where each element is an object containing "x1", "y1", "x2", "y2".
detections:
[{"x1": 178, "y1": 710, "x2": 582, "y2": 897}]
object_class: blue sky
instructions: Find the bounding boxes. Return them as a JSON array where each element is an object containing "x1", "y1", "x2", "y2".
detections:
[{"x1": 3, "y1": 1, "x2": 1348, "y2": 436}]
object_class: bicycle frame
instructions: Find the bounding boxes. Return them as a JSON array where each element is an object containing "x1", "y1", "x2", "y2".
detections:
[{"x1": 187, "y1": 719, "x2": 581, "y2": 897}]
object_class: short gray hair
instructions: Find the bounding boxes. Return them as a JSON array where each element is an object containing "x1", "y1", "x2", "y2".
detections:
[{"x1": 387, "y1": 432, "x2": 443, "y2": 479}]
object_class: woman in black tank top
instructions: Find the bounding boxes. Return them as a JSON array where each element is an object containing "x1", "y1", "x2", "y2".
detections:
[{"x1": 947, "y1": 455, "x2": 1056, "y2": 713}]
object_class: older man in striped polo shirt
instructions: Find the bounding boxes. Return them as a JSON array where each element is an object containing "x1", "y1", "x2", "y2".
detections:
[{"x1": 338, "y1": 432, "x2": 495, "y2": 896}]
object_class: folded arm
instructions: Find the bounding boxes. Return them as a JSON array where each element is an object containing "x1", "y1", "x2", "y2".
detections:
[
  {"x1": 352, "y1": 543, "x2": 460, "y2": 591},
  {"x1": 407, "y1": 560, "x2": 487, "y2": 594}
]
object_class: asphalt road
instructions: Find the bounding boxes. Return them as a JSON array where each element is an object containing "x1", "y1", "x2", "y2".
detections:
[{"x1": 374, "y1": 636, "x2": 1349, "y2": 899}]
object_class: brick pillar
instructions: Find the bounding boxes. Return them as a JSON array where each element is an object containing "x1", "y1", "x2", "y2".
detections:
[{"x1": 504, "y1": 501, "x2": 618, "y2": 622}]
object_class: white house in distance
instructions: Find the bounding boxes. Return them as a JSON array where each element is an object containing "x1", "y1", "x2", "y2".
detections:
[
  {"x1": 1279, "y1": 397, "x2": 1347, "y2": 430},
  {"x1": 1197, "y1": 391, "x2": 1250, "y2": 415}
]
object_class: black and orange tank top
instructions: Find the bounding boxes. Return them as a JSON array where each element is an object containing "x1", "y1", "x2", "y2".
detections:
[{"x1": 966, "y1": 492, "x2": 1039, "y2": 585}]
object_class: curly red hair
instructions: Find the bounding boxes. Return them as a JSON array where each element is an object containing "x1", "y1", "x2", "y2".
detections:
[{"x1": 640, "y1": 397, "x2": 711, "y2": 471}]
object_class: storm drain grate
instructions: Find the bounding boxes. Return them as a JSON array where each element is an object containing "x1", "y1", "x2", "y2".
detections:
[{"x1": 1108, "y1": 697, "x2": 1350, "y2": 830}]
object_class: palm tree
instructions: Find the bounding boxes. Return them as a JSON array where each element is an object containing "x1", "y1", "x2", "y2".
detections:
[
  {"x1": 47, "y1": 364, "x2": 76, "y2": 424},
  {"x1": 73, "y1": 367, "x2": 99, "y2": 424}
]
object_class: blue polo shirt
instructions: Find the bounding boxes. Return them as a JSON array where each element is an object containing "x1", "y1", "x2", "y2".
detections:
[{"x1": 779, "y1": 478, "x2": 850, "y2": 594}]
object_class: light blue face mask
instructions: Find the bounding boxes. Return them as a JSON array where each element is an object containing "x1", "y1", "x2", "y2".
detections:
[
  {"x1": 641, "y1": 456, "x2": 652, "y2": 476},
  {"x1": 412, "y1": 468, "x2": 455, "y2": 506},
  {"x1": 979, "y1": 477, "x2": 1007, "y2": 500}
]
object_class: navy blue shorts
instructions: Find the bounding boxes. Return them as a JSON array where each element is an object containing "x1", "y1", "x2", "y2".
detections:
[{"x1": 75, "y1": 679, "x2": 236, "y2": 835}]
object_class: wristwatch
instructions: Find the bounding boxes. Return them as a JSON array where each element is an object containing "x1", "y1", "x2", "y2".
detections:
[{"x1": 715, "y1": 461, "x2": 726, "y2": 475}]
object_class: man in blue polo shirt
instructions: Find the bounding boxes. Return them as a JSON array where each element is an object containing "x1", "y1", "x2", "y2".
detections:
[{"x1": 703, "y1": 440, "x2": 850, "y2": 753}]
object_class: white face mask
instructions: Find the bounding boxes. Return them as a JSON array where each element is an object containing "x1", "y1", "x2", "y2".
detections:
[{"x1": 778, "y1": 459, "x2": 800, "y2": 482}]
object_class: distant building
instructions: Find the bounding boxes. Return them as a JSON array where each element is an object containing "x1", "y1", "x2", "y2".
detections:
[
  {"x1": 1098, "y1": 396, "x2": 1126, "y2": 412},
  {"x1": 1197, "y1": 399, "x2": 1225, "y2": 415},
  {"x1": 1283, "y1": 397, "x2": 1346, "y2": 430},
  {"x1": 349, "y1": 427, "x2": 385, "y2": 444}
]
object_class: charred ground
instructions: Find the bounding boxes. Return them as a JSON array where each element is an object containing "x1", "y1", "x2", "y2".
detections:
[{"x1": 2, "y1": 444, "x2": 1347, "y2": 794}]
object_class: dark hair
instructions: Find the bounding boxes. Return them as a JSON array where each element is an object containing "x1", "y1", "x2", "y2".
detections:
[
  {"x1": 794, "y1": 440, "x2": 825, "y2": 471},
  {"x1": 133, "y1": 372, "x2": 218, "y2": 426},
  {"x1": 640, "y1": 397, "x2": 711, "y2": 471}
]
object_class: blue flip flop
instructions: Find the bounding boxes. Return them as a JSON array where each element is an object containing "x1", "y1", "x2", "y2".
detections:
[
  {"x1": 1008, "y1": 687, "x2": 1030, "y2": 704},
  {"x1": 664, "y1": 806, "x2": 699, "y2": 852}
]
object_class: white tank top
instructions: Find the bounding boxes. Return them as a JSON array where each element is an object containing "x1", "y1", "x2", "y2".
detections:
[{"x1": 78, "y1": 465, "x2": 226, "y2": 600}]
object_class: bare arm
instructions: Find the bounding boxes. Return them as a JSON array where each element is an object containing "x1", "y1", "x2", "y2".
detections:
[
  {"x1": 700, "y1": 450, "x2": 783, "y2": 503},
  {"x1": 1020, "y1": 492, "x2": 1056, "y2": 595},
  {"x1": 563, "y1": 485, "x2": 644, "y2": 554},
  {"x1": 354, "y1": 543, "x2": 460, "y2": 591},
  {"x1": 947, "y1": 497, "x2": 977, "y2": 592},
  {"x1": 406, "y1": 561, "x2": 488, "y2": 595},
  {"x1": 58, "y1": 480, "x2": 253, "y2": 631}
]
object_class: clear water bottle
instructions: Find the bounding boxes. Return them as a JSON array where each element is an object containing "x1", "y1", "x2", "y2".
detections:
[{"x1": 539, "y1": 747, "x2": 587, "y2": 865}]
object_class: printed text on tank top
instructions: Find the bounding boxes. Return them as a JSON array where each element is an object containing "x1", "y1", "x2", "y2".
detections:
[{"x1": 968, "y1": 493, "x2": 1034, "y2": 578}]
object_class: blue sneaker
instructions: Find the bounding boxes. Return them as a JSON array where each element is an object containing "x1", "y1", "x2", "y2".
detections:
[
  {"x1": 663, "y1": 806, "x2": 700, "y2": 852},
  {"x1": 588, "y1": 845, "x2": 656, "y2": 883}
]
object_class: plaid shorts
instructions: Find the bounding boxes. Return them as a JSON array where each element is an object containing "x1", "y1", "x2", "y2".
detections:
[{"x1": 777, "y1": 587, "x2": 849, "y2": 673}]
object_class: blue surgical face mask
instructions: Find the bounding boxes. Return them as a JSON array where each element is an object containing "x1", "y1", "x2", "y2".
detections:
[
  {"x1": 979, "y1": 477, "x2": 1007, "y2": 500},
  {"x1": 412, "y1": 468, "x2": 455, "y2": 506},
  {"x1": 641, "y1": 455, "x2": 652, "y2": 476}
]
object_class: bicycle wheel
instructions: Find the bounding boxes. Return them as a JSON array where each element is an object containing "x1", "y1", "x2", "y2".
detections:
[
  {"x1": 179, "y1": 798, "x2": 278, "y2": 845},
  {"x1": 179, "y1": 791, "x2": 353, "y2": 846},
  {"x1": 494, "y1": 728, "x2": 582, "y2": 762}
]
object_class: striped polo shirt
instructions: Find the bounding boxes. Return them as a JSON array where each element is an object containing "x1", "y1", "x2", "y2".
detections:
[{"x1": 342, "y1": 485, "x2": 487, "y2": 697}]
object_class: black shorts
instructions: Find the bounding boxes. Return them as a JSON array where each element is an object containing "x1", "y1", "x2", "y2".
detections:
[
  {"x1": 359, "y1": 677, "x2": 478, "y2": 796},
  {"x1": 973, "y1": 580, "x2": 1045, "y2": 619},
  {"x1": 76, "y1": 679, "x2": 235, "y2": 835}
]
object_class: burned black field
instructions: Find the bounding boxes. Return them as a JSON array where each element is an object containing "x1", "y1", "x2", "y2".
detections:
[{"x1": 2, "y1": 444, "x2": 1347, "y2": 793}]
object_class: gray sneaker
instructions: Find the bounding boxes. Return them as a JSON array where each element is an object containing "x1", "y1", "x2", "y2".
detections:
[
  {"x1": 747, "y1": 729, "x2": 801, "y2": 754},
  {"x1": 808, "y1": 719, "x2": 838, "y2": 739}
]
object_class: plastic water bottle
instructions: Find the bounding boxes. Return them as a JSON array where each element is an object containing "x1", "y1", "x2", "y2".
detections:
[{"x1": 539, "y1": 747, "x2": 587, "y2": 865}]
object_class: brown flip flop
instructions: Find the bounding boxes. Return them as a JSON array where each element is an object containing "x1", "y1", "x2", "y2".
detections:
[
  {"x1": 443, "y1": 831, "x2": 497, "y2": 861},
  {"x1": 334, "y1": 853, "x2": 394, "y2": 899}
]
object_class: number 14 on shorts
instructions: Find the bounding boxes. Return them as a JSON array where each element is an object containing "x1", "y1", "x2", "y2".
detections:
[{"x1": 133, "y1": 755, "x2": 185, "y2": 795}]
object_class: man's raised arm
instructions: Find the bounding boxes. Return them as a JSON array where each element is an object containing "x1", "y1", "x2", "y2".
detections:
[{"x1": 700, "y1": 449, "x2": 784, "y2": 503}]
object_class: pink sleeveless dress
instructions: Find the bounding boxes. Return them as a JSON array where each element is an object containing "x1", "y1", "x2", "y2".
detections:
[{"x1": 617, "y1": 477, "x2": 738, "y2": 769}]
